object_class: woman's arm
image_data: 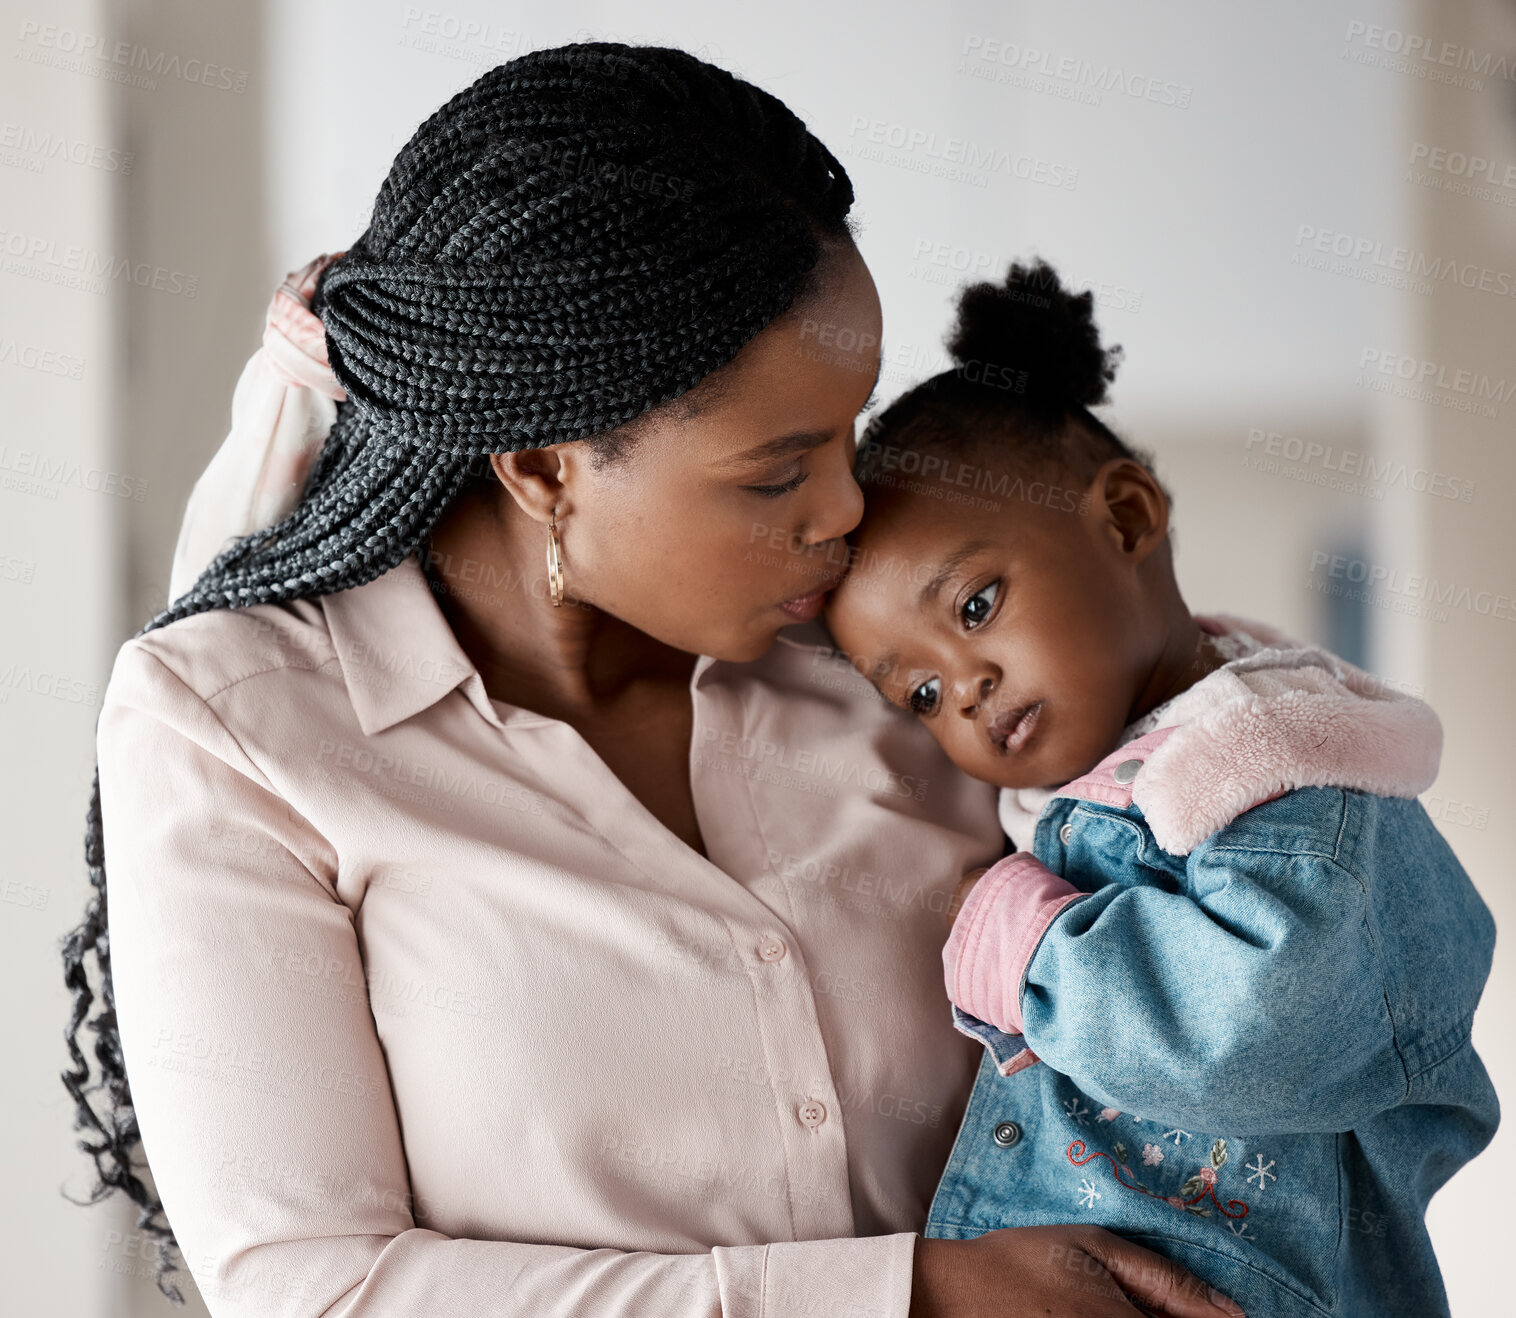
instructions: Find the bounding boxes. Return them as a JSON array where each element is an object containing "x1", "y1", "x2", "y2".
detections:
[{"x1": 98, "y1": 641, "x2": 914, "y2": 1318}]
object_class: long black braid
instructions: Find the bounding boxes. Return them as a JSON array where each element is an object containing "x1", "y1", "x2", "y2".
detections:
[{"x1": 59, "y1": 41, "x2": 854, "y2": 1304}]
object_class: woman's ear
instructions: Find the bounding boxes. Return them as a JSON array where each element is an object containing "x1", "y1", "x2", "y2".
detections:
[
  {"x1": 490, "y1": 445, "x2": 576, "y2": 525},
  {"x1": 1091, "y1": 458, "x2": 1169, "y2": 561}
]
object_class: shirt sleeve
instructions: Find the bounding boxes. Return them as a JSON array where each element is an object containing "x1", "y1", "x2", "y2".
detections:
[
  {"x1": 97, "y1": 641, "x2": 917, "y2": 1318},
  {"x1": 944, "y1": 815, "x2": 1409, "y2": 1134}
]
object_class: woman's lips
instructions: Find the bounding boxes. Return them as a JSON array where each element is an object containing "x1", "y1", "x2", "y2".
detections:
[
  {"x1": 986, "y1": 700, "x2": 1043, "y2": 755},
  {"x1": 778, "y1": 572, "x2": 847, "y2": 621}
]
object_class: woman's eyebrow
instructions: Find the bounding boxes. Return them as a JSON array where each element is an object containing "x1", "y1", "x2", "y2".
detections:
[{"x1": 720, "y1": 429, "x2": 836, "y2": 468}]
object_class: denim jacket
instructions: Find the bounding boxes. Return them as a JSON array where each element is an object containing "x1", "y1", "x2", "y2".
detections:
[{"x1": 925, "y1": 618, "x2": 1499, "y2": 1318}]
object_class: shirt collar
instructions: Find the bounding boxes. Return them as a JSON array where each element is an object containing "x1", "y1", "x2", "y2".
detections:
[{"x1": 321, "y1": 552, "x2": 490, "y2": 735}]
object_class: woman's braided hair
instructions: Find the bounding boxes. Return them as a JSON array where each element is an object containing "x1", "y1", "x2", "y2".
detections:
[{"x1": 60, "y1": 41, "x2": 854, "y2": 1304}]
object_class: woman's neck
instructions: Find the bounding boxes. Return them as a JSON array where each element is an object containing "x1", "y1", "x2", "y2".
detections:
[{"x1": 421, "y1": 484, "x2": 696, "y2": 718}]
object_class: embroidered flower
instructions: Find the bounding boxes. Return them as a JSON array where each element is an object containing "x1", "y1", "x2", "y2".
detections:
[
  {"x1": 1098, "y1": 1107, "x2": 1121, "y2": 1123},
  {"x1": 1199, "y1": 1166, "x2": 1216, "y2": 1185},
  {"x1": 1141, "y1": 1143, "x2": 1165, "y2": 1166}
]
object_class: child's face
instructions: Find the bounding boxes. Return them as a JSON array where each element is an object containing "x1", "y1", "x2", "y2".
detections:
[{"x1": 824, "y1": 461, "x2": 1166, "y2": 790}]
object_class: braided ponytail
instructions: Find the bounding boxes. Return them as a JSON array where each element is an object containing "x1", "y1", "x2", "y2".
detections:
[{"x1": 60, "y1": 42, "x2": 853, "y2": 1303}]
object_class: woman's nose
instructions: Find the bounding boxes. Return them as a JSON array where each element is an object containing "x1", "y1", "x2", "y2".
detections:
[{"x1": 797, "y1": 433, "x2": 866, "y2": 548}]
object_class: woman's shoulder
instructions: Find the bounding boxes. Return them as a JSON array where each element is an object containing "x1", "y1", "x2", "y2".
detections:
[
  {"x1": 737, "y1": 618, "x2": 892, "y2": 711},
  {"x1": 107, "y1": 595, "x2": 337, "y2": 710}
]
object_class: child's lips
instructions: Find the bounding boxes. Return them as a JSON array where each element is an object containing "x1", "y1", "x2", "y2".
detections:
[{"x1": 986, "y1": 701, "x2": 1043, "y2": 755}]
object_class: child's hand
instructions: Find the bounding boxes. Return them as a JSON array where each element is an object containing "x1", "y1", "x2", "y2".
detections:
[{"x1": 945, "y1": 867, "x2": 989, "y2": 930}]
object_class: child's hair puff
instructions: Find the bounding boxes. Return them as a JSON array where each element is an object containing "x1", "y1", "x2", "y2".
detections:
[
  {"x1": 947, "y1": 259, "x2": 1123, "y2": 415},
  {"x1": 855, "y1": 257, "x2": 1155, "y2": 491}
]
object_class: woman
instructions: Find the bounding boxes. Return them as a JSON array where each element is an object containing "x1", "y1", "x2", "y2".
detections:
[{"x1": 61, "y1": 44, "x2": 1241, "y2": 1318}]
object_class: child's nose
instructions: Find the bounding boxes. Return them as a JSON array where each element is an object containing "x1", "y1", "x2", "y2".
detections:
[{"x1": 953, "y1": 673, "x2": 995, "y2": 717}]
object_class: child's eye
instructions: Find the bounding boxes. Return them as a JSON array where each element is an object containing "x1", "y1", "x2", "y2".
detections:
[
  {"x1": 907, "y1": 677, "x2": 941, "y2": 716},
  {"x1": 745, "y1": 471, "x2": 809, "y2": 498},
  {"x1": 961, "y1": 581, "x2": 999, "y2": 631}
]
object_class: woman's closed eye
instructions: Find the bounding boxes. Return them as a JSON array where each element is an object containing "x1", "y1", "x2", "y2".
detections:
[{"x1": 744, "y1": 468, "x2": 809, "y2": 498}]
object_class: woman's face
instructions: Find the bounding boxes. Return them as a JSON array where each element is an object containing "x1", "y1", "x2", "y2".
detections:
[{"x1": 553, "y1": 241, "x2": 883, "y2": 662}]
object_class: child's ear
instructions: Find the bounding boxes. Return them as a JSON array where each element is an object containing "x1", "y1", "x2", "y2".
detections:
[{"x1": 1090, "y1": 458, "x2": 1169, "y2": 561}]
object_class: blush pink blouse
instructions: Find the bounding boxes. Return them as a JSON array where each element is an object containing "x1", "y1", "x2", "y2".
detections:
[{"x1": 96, "y1": 551, "x2": 1004, "y2": 1318}]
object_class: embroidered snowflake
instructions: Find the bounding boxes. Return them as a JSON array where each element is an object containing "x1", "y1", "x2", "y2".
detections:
[
  {"x1": 1226, "y1": 1220, "x2": 1256, "y2": 1241},
  {"x1": 1141, "y1": 1143, "x2": 1165, "y2": 1166},
  {"x1": 1077, "y1": 1178, "x2": 1102, "y2": 1208},
  {"x1": 1162, "y1": 1128, "x2": 1191, "y2": 1145},
  {"x1": 1098, "y1": 1107, "x2": 1122, "y2": 1123},
  {"x1": 1063, "y1": 1097, "x2": 1091, "y2": 1126},
  {"x1": 1245, "y1": 1155, "x2": 1277, "y2": 1190}
]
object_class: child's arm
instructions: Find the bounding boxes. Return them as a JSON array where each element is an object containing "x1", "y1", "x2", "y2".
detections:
[{"x1": 945, "y1": 790, "x2": 1466, "y2": 1133}]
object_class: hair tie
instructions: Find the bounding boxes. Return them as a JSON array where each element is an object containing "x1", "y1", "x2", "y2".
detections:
[{"x1": 167, "y1": 251, "x2": 348, "y2": 603}]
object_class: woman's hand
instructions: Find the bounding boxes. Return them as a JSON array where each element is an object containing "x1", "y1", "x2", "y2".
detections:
[
  {"x1": 945, "y1": 867, "x2": 990, "y2": 930},
  {"x1": 909, "y1": 1227, "x2": 1245, "y2": 1317}
]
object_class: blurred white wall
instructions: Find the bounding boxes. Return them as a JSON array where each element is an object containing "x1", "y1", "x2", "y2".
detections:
[
  {"x1": 1, "y1": 1, "x2": 120, "y2": 1314},
  {"x1": 3, "y1": 2, "x2": 1511, "y2": 1314}
]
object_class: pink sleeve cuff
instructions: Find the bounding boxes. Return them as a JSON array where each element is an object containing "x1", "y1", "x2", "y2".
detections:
[{"x1": 943, "y1": 853, "x2": 1082, "y2": 1036}]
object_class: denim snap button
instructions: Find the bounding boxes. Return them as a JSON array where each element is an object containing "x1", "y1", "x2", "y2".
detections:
[
  {"x1": 1059, "y1": 823, "x2": 1073, "y2": 845},
  {"x1": 1112, "y1": 758, "x2": 1143, "y2": 785},
  {"x1": 992, "y1": 1121, "x2": 1022, "y2": 1147}
]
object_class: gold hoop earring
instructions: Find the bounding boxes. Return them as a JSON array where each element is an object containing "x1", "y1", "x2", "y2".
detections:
[{"x1": 546, "y1": 508, "x2": 564, "y2": 607}]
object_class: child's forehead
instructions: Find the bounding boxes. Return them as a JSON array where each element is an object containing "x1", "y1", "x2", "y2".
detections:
[{"x1": 826, "y1": 554, "x2": 938, "y2": 670}]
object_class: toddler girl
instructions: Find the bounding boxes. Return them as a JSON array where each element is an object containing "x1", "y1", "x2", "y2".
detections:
[{"x1": 823, "y1": 261, "x2": 1499, "y2": 1318}]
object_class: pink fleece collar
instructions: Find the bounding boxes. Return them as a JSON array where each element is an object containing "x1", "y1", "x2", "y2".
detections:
[{"x1": 1052, "y1": 615, "x2": 1442, "y2": 856}]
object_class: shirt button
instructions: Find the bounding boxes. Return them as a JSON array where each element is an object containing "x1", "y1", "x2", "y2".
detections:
[
  {"x1": 758, "y1": 936, "x2": 787, "y2": 962},
  {"x1": 1059, "y1": 822, "x2": 1074, "y2": 845},
  {"x1": 798, "y1": 1100, "x2": 827, "y2": 1128},
  {"x1": 1112, "y1": 758, "x2": 1144, "y2": 785},
  {"x1": 993, "y1": 1120, "x2": 1023, "y2": 1147}
]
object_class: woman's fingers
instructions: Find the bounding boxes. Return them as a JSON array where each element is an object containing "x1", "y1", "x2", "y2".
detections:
[
  {"x1": 945, "y1": 867, "x2": 990, "y2": 928},
  {"x1": 1077, "y1": 1229, "x2": 1245, "y2": 1317}
]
